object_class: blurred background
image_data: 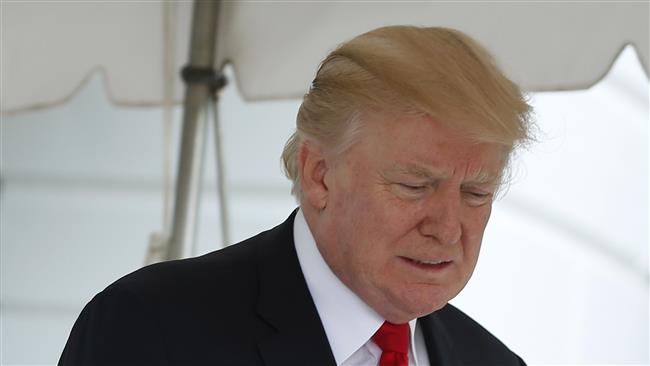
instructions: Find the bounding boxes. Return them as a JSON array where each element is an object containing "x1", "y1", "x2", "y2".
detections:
[{"x1": 1, "y1": 1, "x2": 648, "y2": 365}]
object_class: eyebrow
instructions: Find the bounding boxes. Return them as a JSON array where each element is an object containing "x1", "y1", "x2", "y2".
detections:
[
  {"x1": 389, "y1": 164, "x2": 500, "y2": 185},
  {"x1": 388, "y1": 164, "x2": 446, "y2": 180},
  {"x1": 464, "y1": 170, "x2": 501, "y2": 186}
]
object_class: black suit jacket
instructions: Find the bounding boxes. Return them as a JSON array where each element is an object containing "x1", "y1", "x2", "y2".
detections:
[{"x1": 60, "y1": 211, "x2": 525, "y2": 366}]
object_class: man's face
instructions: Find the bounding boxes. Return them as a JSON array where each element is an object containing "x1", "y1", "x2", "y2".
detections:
[{"x1": 315, "y1": 111, "x2": 505, "y2": 323}]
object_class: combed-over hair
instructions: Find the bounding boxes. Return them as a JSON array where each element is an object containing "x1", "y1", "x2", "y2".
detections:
[{"x1": 282, "y1": 26, "x2": 533, "y2": 197}]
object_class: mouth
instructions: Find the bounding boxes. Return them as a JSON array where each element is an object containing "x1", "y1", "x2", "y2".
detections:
[{"x1": 399, "y1": 256, "x2": 453, "y2": 272}]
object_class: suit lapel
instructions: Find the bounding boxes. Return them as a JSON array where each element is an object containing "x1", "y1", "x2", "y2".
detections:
[
  {"x1": 419, "y1": 308, "x2": 461, "y2": 366},
  {"x1": 255, "y1": 210, "x2": 337, "y2": 366}
]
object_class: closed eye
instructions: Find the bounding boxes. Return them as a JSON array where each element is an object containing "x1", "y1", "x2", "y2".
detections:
[
  {"x1": 399, "y1": 183, "x2": 426, "y2": 191},
  {"x1": 463, "y1": 191, "x2": 492, "y2": 206},
  {"x1": 393, "y1": 183, "x2": 428, "y2": 199}
]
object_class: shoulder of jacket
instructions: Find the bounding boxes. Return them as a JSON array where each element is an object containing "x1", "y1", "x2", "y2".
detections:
[{"x1": 429, "y1": 304, "x2": 525, "y2": 365}]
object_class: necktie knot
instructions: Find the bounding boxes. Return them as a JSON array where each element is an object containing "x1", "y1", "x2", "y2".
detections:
[{"x1": 372, "y1": 321, "x2": 409, "y2": 366}]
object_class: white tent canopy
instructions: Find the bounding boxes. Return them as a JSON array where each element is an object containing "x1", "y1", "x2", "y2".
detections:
[{"x1": 2, "y1": 1, "x2": 648, "y2": 114}]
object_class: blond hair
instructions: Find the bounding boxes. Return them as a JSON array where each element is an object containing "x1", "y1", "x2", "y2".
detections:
[{"x1": 282, "y1": 26, "x2": 533, "y2": 197}]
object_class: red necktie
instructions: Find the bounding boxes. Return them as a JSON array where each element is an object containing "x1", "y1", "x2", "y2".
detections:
[{"x1": 372, "y1": 321, "x2": 410, "y2": 366}]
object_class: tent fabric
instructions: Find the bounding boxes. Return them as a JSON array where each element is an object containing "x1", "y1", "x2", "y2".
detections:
[
  {"x1": 2, "y1": 1, "x2": 648, "y2": 114},
  {"x1": 1, "y1": 2, "x2": 192, "y2": 114},
  {"x1": 218, "y1": 2, "x2": 649, "y2": 99}
]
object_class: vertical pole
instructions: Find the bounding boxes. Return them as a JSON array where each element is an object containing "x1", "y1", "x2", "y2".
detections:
[
  {"x1": 210, "y1": 97, "x2": 230, "y2": 248},
  {"x1": 166, "y1": 0, "x2": 221, "y2": 260}
]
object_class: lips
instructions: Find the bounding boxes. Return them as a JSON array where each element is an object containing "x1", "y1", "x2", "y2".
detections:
[
  {"x1": 411, "y1": 259, "x2": 447, "y2": 265},
  {"x1": 400, "y1": 256, "x2": 452, "y2": 272}
]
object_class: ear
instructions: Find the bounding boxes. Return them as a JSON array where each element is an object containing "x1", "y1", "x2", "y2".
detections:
[{"x1": 298, "y1": 141, "x2": 329, "y2": 210}]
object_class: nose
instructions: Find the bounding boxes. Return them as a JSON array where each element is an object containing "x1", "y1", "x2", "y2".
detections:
[{"x1": 418, "y1": 190, "x2": 462, "y2": 245}]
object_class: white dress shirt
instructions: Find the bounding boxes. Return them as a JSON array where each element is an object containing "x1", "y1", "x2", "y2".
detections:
[{"x1": 293, "y1": 209, "x2": 431, "y2": 366}]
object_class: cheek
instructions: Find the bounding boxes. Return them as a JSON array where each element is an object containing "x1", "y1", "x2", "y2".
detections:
[
  {"x1": 329, "y1": 162, "x2": 420, "y2": 261},
  {"x1": 461, "y1": 206, "x2": 492, "y2": 259},
  {"x1": 327, "y1": 175, "x2": 378, "y2": 257},
  {"x1": 351, "y1": 191, "x2": 417, "y2": 243},
  {"x1": 332, "y1": 166, "x2": 384, "y2": 223}
]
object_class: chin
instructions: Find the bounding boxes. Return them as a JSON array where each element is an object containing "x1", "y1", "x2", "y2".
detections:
[
  {"x1": 412, "y1": 299, "x2": 449, "y2": 317},
  {"x1": 388, "y1": 286, "x2": 456, "y2": 321}
]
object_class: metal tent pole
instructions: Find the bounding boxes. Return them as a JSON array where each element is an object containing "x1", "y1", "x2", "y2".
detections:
[
  {"x1": 165, "y1": 0, "x2": 222, "y2": 260},
  {"x1": 209, "y1": 95, "x2": 230, "y2": 249}
]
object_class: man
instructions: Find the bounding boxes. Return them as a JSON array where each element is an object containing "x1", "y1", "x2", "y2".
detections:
[{"x1": 60, "y1": 26, "x2": 532, "y2": 365}]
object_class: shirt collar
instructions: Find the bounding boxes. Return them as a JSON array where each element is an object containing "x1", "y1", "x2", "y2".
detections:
[{"x1": 293, "y1": 209, "x2": 420, "y2": 365}]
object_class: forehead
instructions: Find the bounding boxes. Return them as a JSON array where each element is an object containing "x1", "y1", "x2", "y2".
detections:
[{"x1": 356, "y1": 111, "x2": 506, "y2": 182}]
